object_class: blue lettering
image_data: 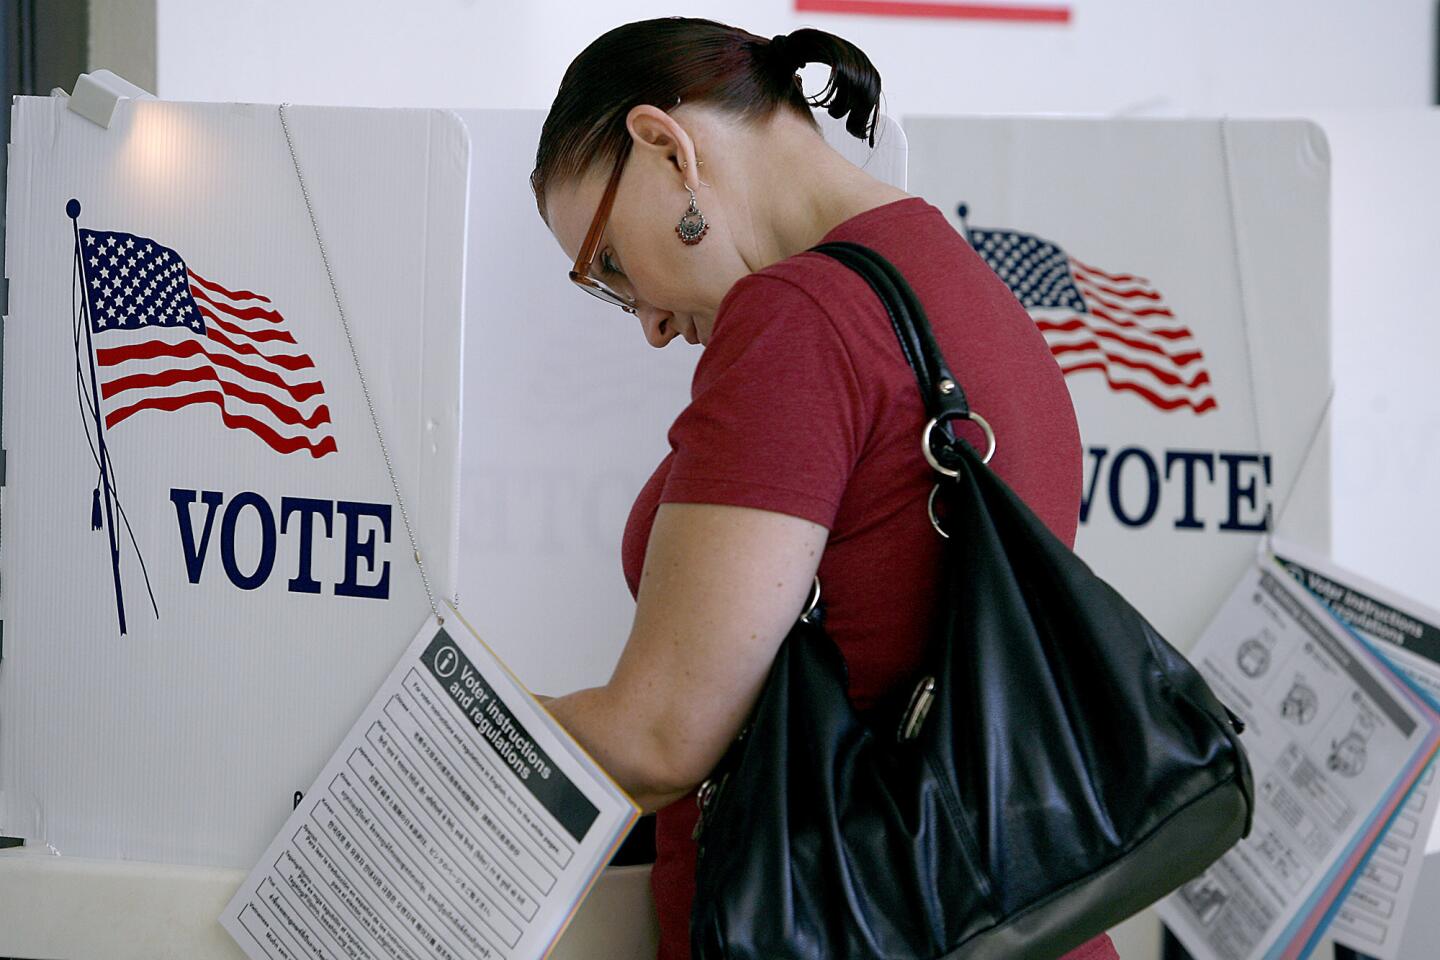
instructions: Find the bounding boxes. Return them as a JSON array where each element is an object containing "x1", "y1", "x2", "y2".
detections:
[
  {"x1": 335, "y1": 501, "x2": 392, "y2": 600},
  {"x1": 1218, "y1": 453, "x2": 1273, "y2": 532},
  {"x1": 1164, "y1": 451, "x2": 1215, "y2": 530},
  {"x1": 170, "y1": 488, "x2": 394, "y2": 596},
  {"x1": 1107, "y1": 447, "x2": 1160, "y2": 527},
  {"x1": 170, "y1": 488, "x2": 223, "y2": 583},
  {"x1": 221, "y1": 491, "x2": 277, "y2": 590},
  {"x1": 1079, "y1": 446, "x2": 1109, "y2": 524},
  {"x1": 281, "y1": 497, "x2": 333, "y2": 594}
]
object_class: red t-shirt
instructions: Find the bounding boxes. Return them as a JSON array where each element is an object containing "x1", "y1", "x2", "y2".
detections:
[{"x1": 621, "y1": 197, "x2": 1116, "y2": 960}]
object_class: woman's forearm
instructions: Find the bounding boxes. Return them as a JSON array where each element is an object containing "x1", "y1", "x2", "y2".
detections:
[{"x1": 543, "y1": 685, "x2": 697, "y2": 813}]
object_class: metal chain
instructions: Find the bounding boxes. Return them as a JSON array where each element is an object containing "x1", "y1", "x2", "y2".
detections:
[{"x1": 277, "y1": 103, "x2": 443, "y2": 623}]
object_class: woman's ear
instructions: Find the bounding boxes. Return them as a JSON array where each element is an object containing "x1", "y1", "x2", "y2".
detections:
[{"x1": 626, "y1": 104, "x2": 701, "y2": 191}]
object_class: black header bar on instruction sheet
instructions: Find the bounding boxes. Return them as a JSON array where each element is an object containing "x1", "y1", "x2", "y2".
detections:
[
  {"x1": 1261, "y1": 570, "x2": 1416, "y2": 737},
  {"x1": 421, "y1": 629, "x2": 600, "y2": 842}
]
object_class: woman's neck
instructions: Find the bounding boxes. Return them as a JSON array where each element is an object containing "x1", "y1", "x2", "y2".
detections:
[{"x1": 740, "y1": 127, "x2": 912, "y2": 273}]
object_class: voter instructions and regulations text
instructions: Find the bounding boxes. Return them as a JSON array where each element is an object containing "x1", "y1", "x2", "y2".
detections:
[{"x1": 220, "y1": 609, "x2": 639, "y2": 960}]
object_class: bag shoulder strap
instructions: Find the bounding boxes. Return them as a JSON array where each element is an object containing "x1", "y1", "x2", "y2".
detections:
[{"x1": 808, "y1": 240, "x2": 977, "y2": 453}]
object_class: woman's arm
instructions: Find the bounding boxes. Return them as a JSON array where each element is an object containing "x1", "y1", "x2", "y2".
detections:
[{"x1": 543, "y1": 500, "x2": 828, "y2": 812}]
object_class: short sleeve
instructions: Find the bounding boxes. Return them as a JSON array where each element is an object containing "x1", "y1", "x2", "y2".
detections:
[{"x1": 659, "y1": 272, "x2": 868, "y2": 529}]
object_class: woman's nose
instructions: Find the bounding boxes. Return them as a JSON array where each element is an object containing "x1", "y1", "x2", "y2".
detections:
[{"x1": 637, "y1": 303, "x2": 681, "y2": 349}]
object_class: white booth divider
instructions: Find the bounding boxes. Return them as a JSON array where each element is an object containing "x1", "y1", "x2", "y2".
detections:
[
  {"x1": 0, "y1": 97, "x2": 468, "y2": 866},
  {"x1": 904, "y1": 116, "x2": 1332, "y2": 649}
]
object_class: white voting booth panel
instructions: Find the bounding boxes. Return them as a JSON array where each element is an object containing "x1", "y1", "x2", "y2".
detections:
[
  {"x1": 454, "y1": 109, "x2": 908, "y2": 695},
  {"x1": 904, "y1": 117, "x2": 1332, "y2": 650},
  {"x1": 0, "y1": 95, "x2": 468, "y2": 954},
  {"x1": 0, "y1": 96, "x2": 468, "y2": 866}
]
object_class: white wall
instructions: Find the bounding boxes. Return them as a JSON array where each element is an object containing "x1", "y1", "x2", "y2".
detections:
[
  {"x1": 148, "y1": 1, "x2": 1435, "y2": 116},
  {"x1": 1321, "y1": 110, "x2": 1440, "y2": 614}
]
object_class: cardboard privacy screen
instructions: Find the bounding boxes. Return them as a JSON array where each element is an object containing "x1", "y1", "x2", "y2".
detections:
[
  {"x1": 905, "y1": 117, "x2": 1331, "y2": 648},
  {"x1": 1, "y1": 97, "x2": 467, "y2": 867}
]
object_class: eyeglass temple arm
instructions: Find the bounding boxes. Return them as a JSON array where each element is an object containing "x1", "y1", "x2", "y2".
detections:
[{"x1": 575, "y1": 146, "x2": 631, "y2": 268}]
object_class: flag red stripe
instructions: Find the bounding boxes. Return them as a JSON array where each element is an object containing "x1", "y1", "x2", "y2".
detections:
[
  {"x1": 198, "y1": 306, "x2": 298, "y2": 345},
  {"x1": 1048, "y1": 341, "x2": 1212, "y2": 389},
  {"x1": 1036, "y1": 315, "x2": 1193, "y2": 343},
  {"x1": 95, "y1": 339, "x2": 325, "y2": 403},
  {"x1": 187, "y1": 269, "x2": 272, "y2": 304},
  {"x1": 105, "y1": 391, "x2": 338, "y2": 457},
  {"x1": 1075, "y1": 284, "x2": 1178, "y2": 320},
  {"x1": 1088, "y1": 305, "x2": 1195, "y2": 339},
  {"x1": 99, "y1": 366, "x2": 332, "y2": 428},
  {"x1": 795, "y1": 0, "x2": 1070, "y2": 21},
  {"x1": 1068, "y1": 257, "x2": 1149, "y2": 286},
  {"x1": 189, "y1": 283, "x2": 284, "y2": 322},
  {"x1": 204, "y1": 326, "x2": 315, "y2": 371},
  {"x1": 1080, "y1": 278, "x2": 1163, "y2": 302},
  {"x1": 1058, "y1": 361, "x2": 1218, "y2": 414},
  {"x1": 1049, "y1": 324, "x2": 1204, "y2": 366}
]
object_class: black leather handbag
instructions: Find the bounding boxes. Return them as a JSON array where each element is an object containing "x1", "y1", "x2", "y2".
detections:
[{"x1": 689, "y1": 241, "x2": 1255, "y2": 960}]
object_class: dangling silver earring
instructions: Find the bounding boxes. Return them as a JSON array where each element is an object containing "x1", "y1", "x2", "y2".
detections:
[{"x1": 676, "y1": 185, "x2": 708, "y2": 245}]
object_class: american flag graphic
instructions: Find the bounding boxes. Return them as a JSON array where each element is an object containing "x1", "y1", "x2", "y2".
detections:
[
  {"x1": 77, "y1": 228, "x2": 338, "y2": 456},
  {"x1": 965, "y1": 218, "x2": 1217, "y2": 414}
]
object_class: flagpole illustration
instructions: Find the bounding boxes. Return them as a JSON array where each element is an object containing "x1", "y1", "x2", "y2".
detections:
[{"x1": 69, "y1": 198, "x2": 127, "y2": 635}]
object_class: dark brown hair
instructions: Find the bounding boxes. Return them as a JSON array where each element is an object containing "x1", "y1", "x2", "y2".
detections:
[{"x1": 530, "y1": 17, "x2": 882, "y2": 218}]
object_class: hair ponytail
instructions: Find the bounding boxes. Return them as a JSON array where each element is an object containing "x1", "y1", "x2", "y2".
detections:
[
  {"x1": 765, "y1": 29, "x2": 881, "y2": 147},
  {"x1": 532, "y1": 18, "x2": 884, "y2": 216}
]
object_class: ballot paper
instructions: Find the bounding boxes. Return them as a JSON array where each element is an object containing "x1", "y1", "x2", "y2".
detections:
[
  {"x1": 1156, "y1": 554, "x2": 1440, "y2": 960},
  {"x1": 1271, "y1": 539, "x2": 1440, "y2": 960},
  {"x1": 219, "y1": 607, "x2": 639, "y2": 960}
]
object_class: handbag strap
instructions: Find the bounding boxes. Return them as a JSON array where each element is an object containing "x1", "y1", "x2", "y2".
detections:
[{"x1": 808, "y1": 241, "x2": 984, "y2": 462}]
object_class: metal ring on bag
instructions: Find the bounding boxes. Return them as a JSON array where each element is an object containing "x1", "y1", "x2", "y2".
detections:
[
  {"x1": 921, "y1": 411, "x2": 996, "y2": 476},
  {"x1": 927, "y1": 484, "x2": 949, "y2": 539},
  {"x1": 799, "y1": 576, "x2": 821, "y2": 623}
]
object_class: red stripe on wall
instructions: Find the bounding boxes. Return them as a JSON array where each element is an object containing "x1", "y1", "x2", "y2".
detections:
[{"x1": 795, "y1": 0, "x2": 1071, "y2": 23}]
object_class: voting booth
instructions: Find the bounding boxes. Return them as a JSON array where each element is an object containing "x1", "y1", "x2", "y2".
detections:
[{"x1": 30, "y1": 88, "x2": 1440, "y2": 960}]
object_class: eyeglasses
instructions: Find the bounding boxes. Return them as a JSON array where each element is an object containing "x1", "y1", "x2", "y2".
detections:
[{"x1": 569, "y1": 141, "x2": 638, "y2": 314}]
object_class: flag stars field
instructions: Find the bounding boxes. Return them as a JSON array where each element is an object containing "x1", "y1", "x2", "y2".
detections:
[{"x1": 74, "y1": 226, "x2": 339, "y2": 458}]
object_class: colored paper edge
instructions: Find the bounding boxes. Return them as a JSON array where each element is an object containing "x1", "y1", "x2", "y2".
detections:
[
  {"x1": 1277, "y1": 758, "x2": 1436, "y2": 960},
  {"x1": 538, "y1": 813, "x2": 645, "y2": 960},
  {"x1": 1272, "y1": 551, "x2": 1440, "y2": 955},
  {"x1": 1260, "y1": 553, "x2": 1440, "y2": 957},
  {"x1": 794, "y1": 0, "x2": 1071, "y2": 24},
  {"x1": 442, "y1": 601, "x2": 645, "y2": 958}
]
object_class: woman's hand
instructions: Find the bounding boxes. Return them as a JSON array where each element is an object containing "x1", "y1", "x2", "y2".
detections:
[{"x1": 543, "y1": 501, "x2": 827, "y2": 813}]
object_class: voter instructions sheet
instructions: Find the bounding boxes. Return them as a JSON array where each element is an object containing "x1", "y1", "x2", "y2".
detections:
[
  {"x1": 220, "y1": 610, "x2": 639, "y2": 960},
  {"x1": 1157, "y1": 556, "x2": 1440, "y2": 960},
  {"x1": 1273, "y1": 539, "x2": 1440, "y2": 960}
]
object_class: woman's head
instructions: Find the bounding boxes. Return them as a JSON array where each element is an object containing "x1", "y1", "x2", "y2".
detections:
[{"x1": 533, "y1": 18, "x2": 883, "y2": 347}]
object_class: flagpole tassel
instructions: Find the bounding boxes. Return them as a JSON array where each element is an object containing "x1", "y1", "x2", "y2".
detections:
[{"x1": 92, "y1": 487, "x2": 103, "y2": 530}]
